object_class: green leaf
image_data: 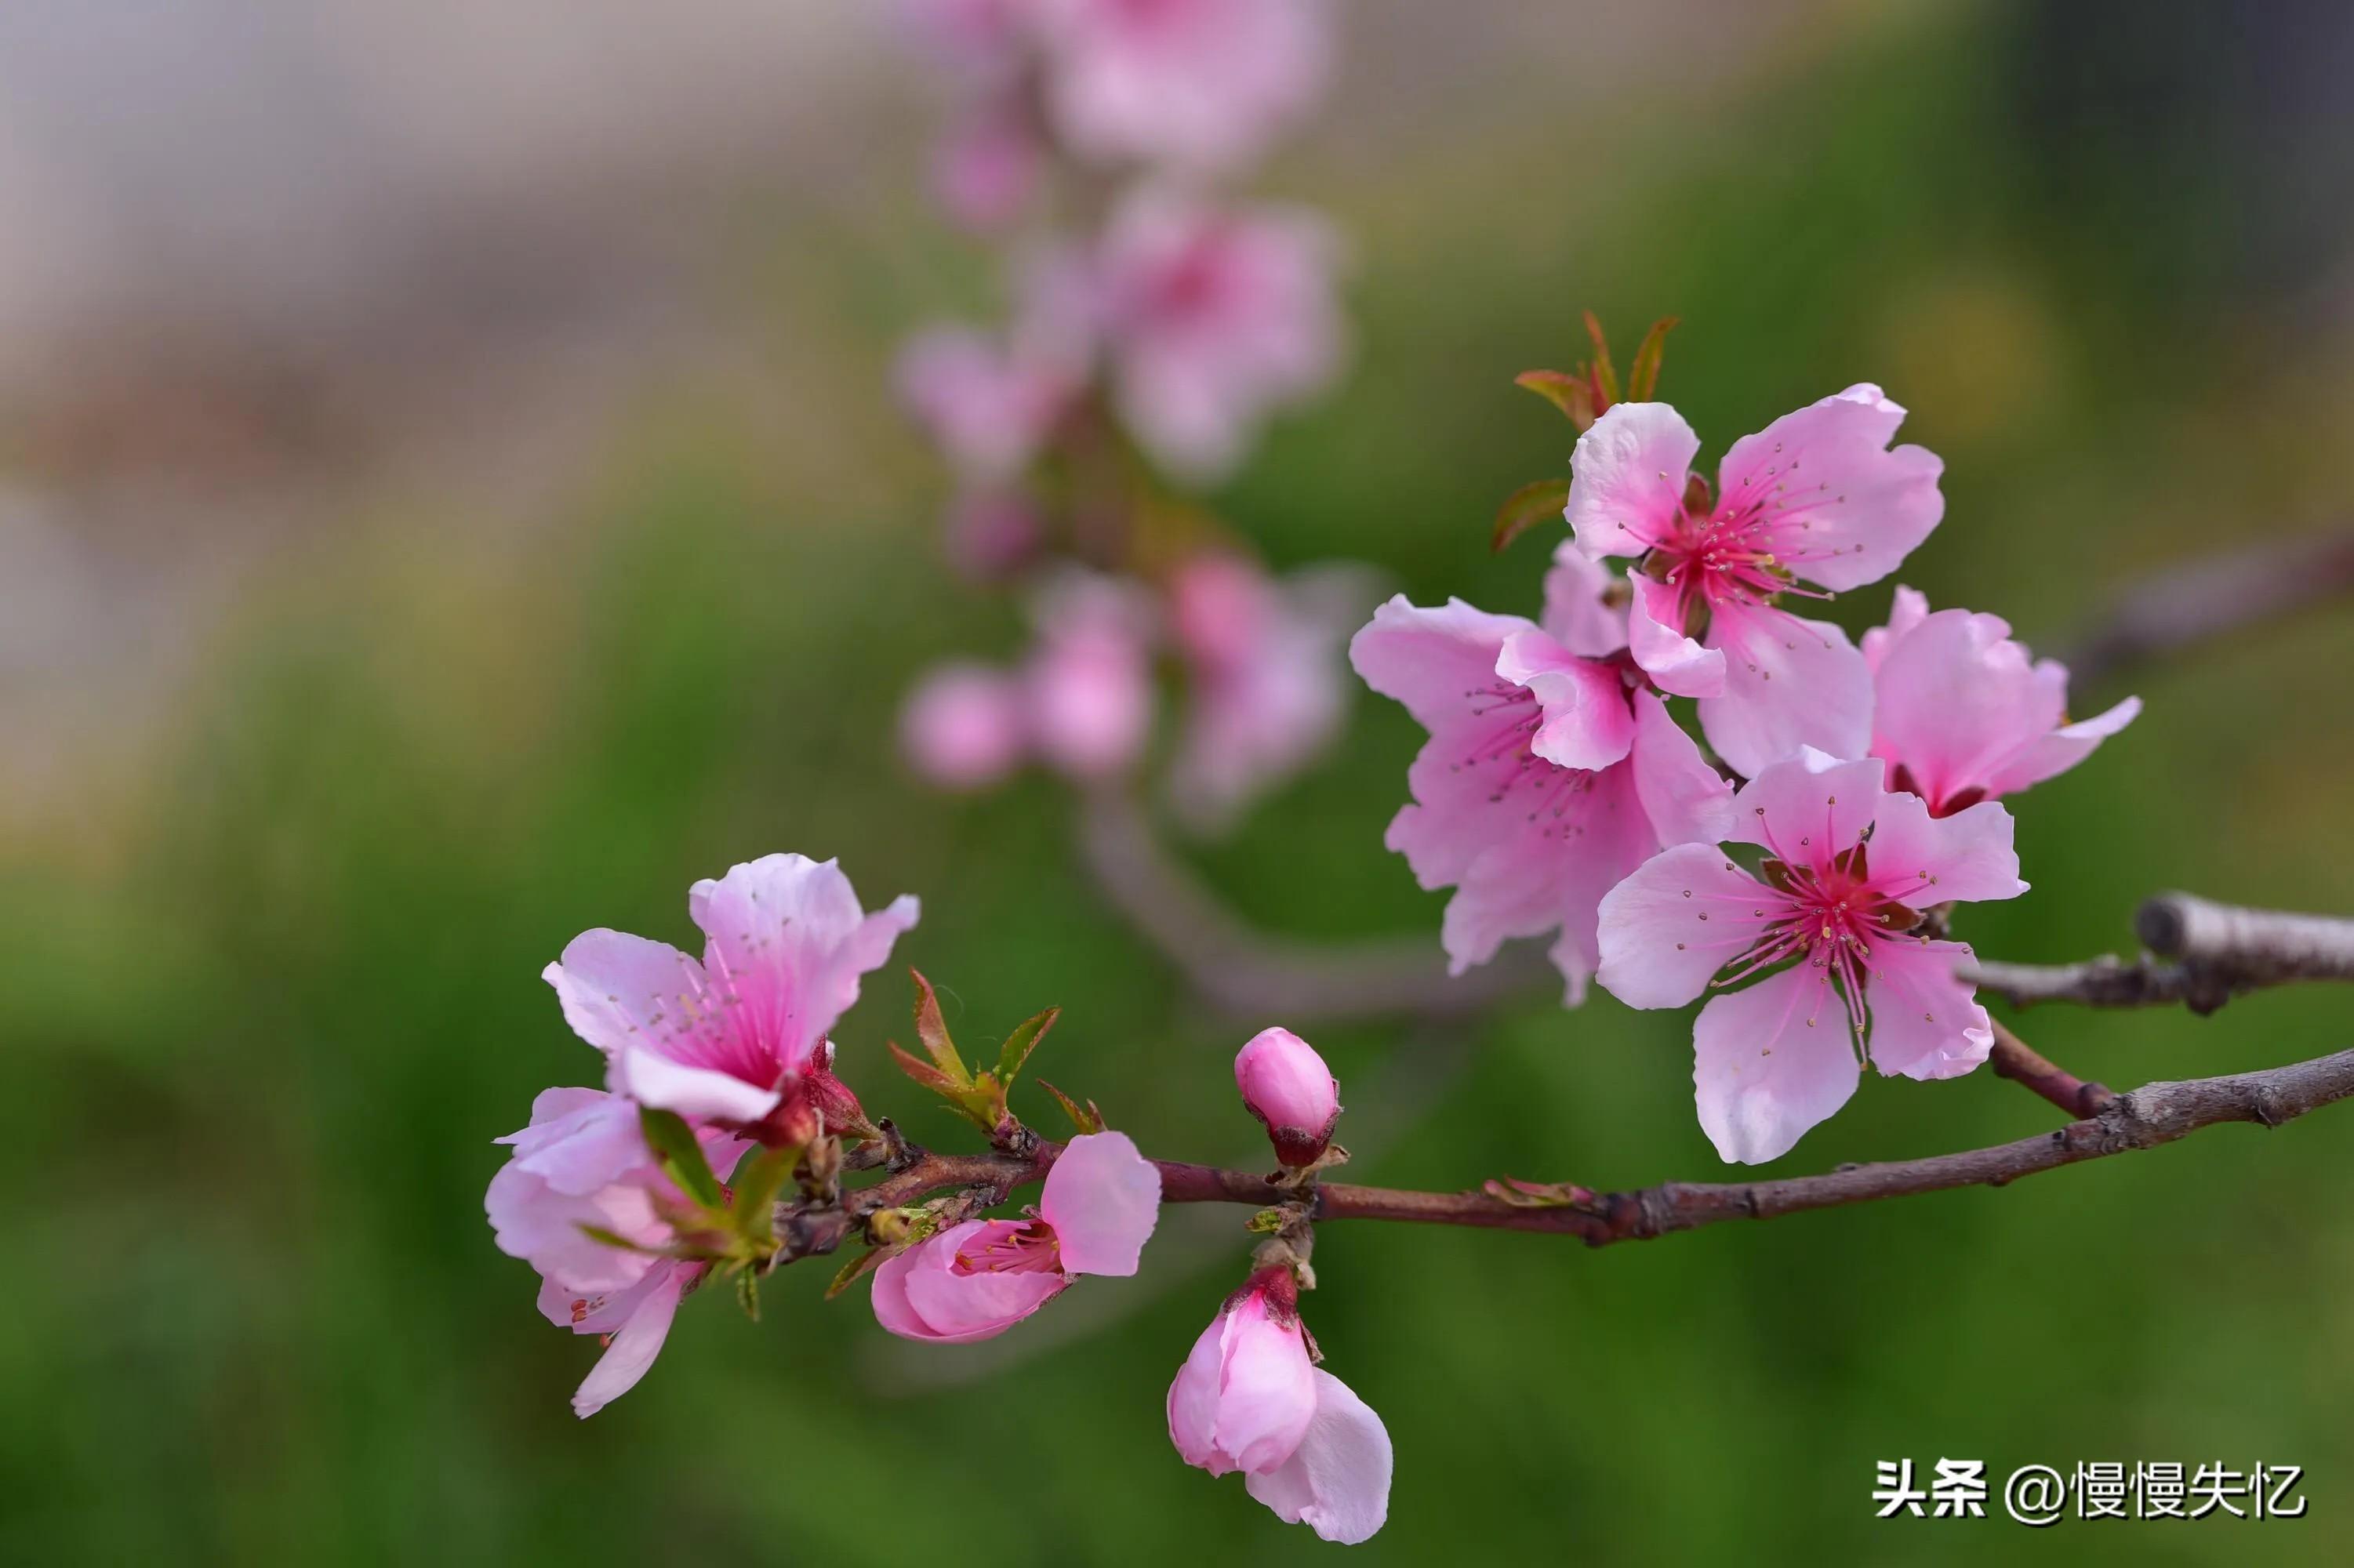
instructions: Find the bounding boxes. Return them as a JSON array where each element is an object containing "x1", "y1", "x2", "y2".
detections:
[
  {"x1": 1491, "y1": 477, "x2": 1571, "y2": 554},
  {"x1": 825, "y1": 1247, "x2": 891, "y2": 1301},
  {"x1": 727, "y1": 1145, "x2": 796, "y2": 1243},
  {"x1": 907, "y1": 969, "x2": 971, "y2": 1085},
  {"x1": 1581, "y1": 310, "x2": 1621, "y2": 405},
  {"x1": 1512, "y1": 368, "x2": 1593, "y2": 426},
  {"x1": 996, "y1": 1006, "x2": 1059, "y2": 1087},
  {"x1": 1036, "y1": 1078, "x2": 1105, "y2": 1136},
  {"x1": 1627, "y1": 316, "x2": 1680, "y2": 401},
  {"x1": 638, "y1": 1106, "x2": 722, "y2": 1209},
  {"x1": 734, "y1": 1268, "x2": 761, "y2": 1322},
  {"x1": 577, "y1": 1224, "x2": 663, "y2": 1256},
  {"x1": 888, "y1": 1040, "x2": 964, "y2": 1098}
]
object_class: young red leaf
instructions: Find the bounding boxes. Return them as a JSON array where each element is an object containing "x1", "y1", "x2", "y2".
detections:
[{"x1": 1491, "y1": 477, "x2": 1572, "y2": 554}]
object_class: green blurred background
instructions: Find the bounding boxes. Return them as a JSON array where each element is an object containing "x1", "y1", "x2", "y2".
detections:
[{"x1": 6, "y1": 1, "x2": 2354, "y2": 1562}]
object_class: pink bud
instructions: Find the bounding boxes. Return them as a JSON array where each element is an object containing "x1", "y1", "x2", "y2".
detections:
[
  {"x1": 1234, "y1": 1027, "x2": 1339, "y2": 1166},
  {"x1": 900, "y1": 662, "x2": 1028, "y2": 789}
]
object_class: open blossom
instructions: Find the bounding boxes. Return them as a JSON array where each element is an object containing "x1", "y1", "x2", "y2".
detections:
[
  {"x1": 1349, "y1": 561, "x2": 1734, "y2": 1002},
  {"x1": 1562, "y1": 387, "x2": 1945, "y2": 776},
  {"x1": 488, "y1": 1087, "x2": 750, "y2": 1417},
  {"x1": 1168, "y1": 1268, "x2": 1391, "y2": 1544},
  {"x1": 1035, "y1": 0, "x2": 1331, "y2": 173},
  {"x1": 1865, "y1": 585, "x2": 2141, "y2": 816},
  {"x1": 1166, "y1": 553, "x2": 1365, "y2": 829},
  {"x1": 1092, "y1": 188, "x2": 1345, "y2": 481},
  {"x1": 872, "y1": 1131, "x2": 1162, "y2": 1341},
  {"x1": 1234, "y1": 1026, "x2": 1340, "y2": 1167},
  {"x1": 1595, "y1": 750, "x2": 2028, "y2": 1164},
  {"x1": 543, "y1": 855, "x2": 919, "y2": 1125},
  {"x1": 902, "y1": 661, "x2": 1030, "y2": 789},
  {"x1": 896, "y1": 325, "x2": 1076, "y2": 481},
  {"x1": 1026, "y1": 572, "x2": 1155, "y2": 779}
]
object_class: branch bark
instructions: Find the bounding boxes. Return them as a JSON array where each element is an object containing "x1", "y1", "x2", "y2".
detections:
[
  {"x1": 836, "y1": 1047, "x2": 2354, "y2": 1251},
  {"x1": 2057, "y1": 526, "x2": 2354, "y2": 691},
  {"x1": 1965, "y1": 893, "x2": 2354, "y2": 1016}
]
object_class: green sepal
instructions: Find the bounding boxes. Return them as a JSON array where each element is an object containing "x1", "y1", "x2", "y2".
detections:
[{"x1": 638, "y1": 1106, "x2": 723, "y2": 1209}]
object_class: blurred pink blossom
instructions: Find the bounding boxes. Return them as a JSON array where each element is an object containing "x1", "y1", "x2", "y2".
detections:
[
  {"x1": 895, "y1": 325, "x2": 1077, "y2": 481},
  {"x1": 932, "y1": 105, "x2": 1045, "y2": 231},
  {"x1": 1168, "y1": 1267, "x2": 1390, "y2": 1544},
  {"x1": 901, "y1": 661, "x2": 1030, "y2": 789},
  {"x1": 1864, "y1": 586, "x2": 2141, "y2": 816},
  {"x1": 872, "y1": 1131, "x2": 1162, "y2": 1341},
  {"x1": 1165, "y1": 552, "x2": 1364, "y2": 829},
  {"x1": 487, "y1": 1087, "x2": 750, "y2": 1417},
  {"x1": 543, "y1": 855, "x2": 918, "y2": 1124},
  {"x1": 1595, "y1": 750, "x2": 2027, "y2": 1163},
  {"x1": 941, "y1": 488, "x2": 1047, "y2": 581},
  {"x1": 1092, "y1": 188, "x2": 1345, "y2": 481},
  {"x1": 1025, "y1": 572, "x2": 1156, "y2": 779},
  {"x1": 1563, "y1": 387, "x2": 1945, "y2": 775},
  {"x1": 1036, "y1": 0, "x2": 1332, "y2": 172},
  {"x1": 1350, "y1": 595, "x2": 1733, "y2": 1004}
]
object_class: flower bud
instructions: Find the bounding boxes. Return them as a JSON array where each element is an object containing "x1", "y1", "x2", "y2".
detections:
[
  {"x1": 900, "y1": 662, "x2": 1027, "y2": 790},
  {"x1": 1234, "y1": 1027, "x2": 1339, "y2": 1167}
]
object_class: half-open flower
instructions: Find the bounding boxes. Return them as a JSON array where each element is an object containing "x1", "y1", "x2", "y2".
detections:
[
  {"x1": 544, "y1": 855, "x2": 919, "y2": 1125},
  {"x1": 1596, "y1": 750, "x2": 2027, "y2": 1163},
  {"x1": 1864, "y1": 586, "x2": 2141, "y2": 816},
  {"x1": 1562, "y1": 387, "x2": 1944, "y2": 775},
  {"x1": 872, "y1": 1131, "x2": 1162, "y2": 1341}
]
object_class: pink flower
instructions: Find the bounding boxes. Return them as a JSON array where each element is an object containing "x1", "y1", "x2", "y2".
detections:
[
  {"x1": 1595, "y1": 750, "x2": 2028, "y2": 1163},
  {"x1": 1561, "y1": 387, "x2": 1945, "y2": 776},
  {"x1": 871, "y1": 1131, "x2": 1162, "y2": 1341},
  {"x1": 940, "y1": 490, "x2": 1045, "y2": 582},
  {"x1": 487, "y1": 1087, "x2": 750, "y2": 1417},
  {"x1": 1025, "y1": 572, "x2": 1155, "y2": 780},
  {"x1": 1234, "y1": 1026, "x2": 1340, "y2": 1167},
  {"x1": 1349, "y1": 592, "x2": 1734, "y2": 1004},
  {"x1": 1865, "y1": 586, "x2": 2141, "y2": 816},
  {"x1": 1035, "y1": 0, "x2": 1331, "y2": 172},
  {"x1": 932, "y1": 106, "x2": 1044, "y2": 232},
  {"x1": 543, "y1": 855, "x2": 919, "y2": 1125},
  {"x1": 1165, "y1": 553, "x2": 1364, "y2": 830},
  {"x1": 901, "y1": 661, "x2": 1030, "y2": 789},
  {"x1": 895, "y1": 325, "x2": 1076, "y2": 481},
  {"x1": 1167, "y1": 1268, "x2": 1391, "y2": 1544},
  {"x1": 1092, "y1": 188, "x2": 1345, "y2": 481}
]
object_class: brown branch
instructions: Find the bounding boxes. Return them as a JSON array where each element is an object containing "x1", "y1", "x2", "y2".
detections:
[
  {"x1": 1965, "y1": 892, "x2": 2354, "y2": 1017},
  {"x1": 1076, "y1": 787, "x2": 1552, "y2": 1020},
  {"x1": 834, "y1": 1047, "x2": 2354, "y2": 1251},
  {"x1": 2056, "y1": 526, "x2": 2354, "y2": 691},
  {"x1": 1987, "y1": 1019, "x2": 2113, "y2": 1116}
]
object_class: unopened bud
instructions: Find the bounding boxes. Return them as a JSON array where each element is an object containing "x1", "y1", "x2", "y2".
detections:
[{"x1": 1234, "y1": 1028, "x2": 1340, "y2": 1168}]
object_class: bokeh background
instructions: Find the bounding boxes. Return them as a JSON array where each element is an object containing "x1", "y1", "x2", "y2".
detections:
[{"x1": 8, "y1": 1, "x2": 2354, "y2": 1562}]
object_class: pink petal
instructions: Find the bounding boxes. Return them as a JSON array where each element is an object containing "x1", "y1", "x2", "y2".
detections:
[
  {"x1": 543, "y1": 931, "x2": 705, "y2": 1062},
  {"x1": 1039, "y1": 1131, "x2": 1163, "y2": 1277},
  {"x1": 1535, "y1": 762, "x2": 1670, "y2": 1007},
  {"x1": 498, "y1": 1089, "x2": 645, "y2": 1197},
  {"x1": 1979, "y1": 693, "x2": 2141, "y2": 799},
  {"x1": 1563, "y1": 401, "x2": 1700, "y2": 561},
  {"x1": 1495, "y1": 629, "x2": 1635, "y2": 773},
  {"x1": 1864, "y1": 939, "x2": 1995, "y2": 1082},
  {"x1": 688, "y1": 855, "x2": 917, "y2": 1081},
  {"x1": 1540, "y1": 541, "x2": 1629, "y2": 658},
  {"x1": 870, "y1": 1242, "x2": 939, "y2": 1341},
  {"x1": 1348, "y1": 595, "x2": 1535, "y2": 740},
  {"x1": 1859, "y1": 583, "x2": 1932, "y2": 673},
  {"x1": 1698, "y1": 605, "x2": 1872, "y2": 779},
  {"x1": 1208, "y1": 1301, "x2": 1318, "y2": 1475},
  {"x1": 1243, "y1": 1369, "x2": 1393, "y2": 1544},
  {"x1": 1167, "y1": 1314, "x2": 1231, "y2": 1471},
  {"x1": 608, "y1": 1044, "x2": 782, "y2": 1124},
  {"x1": 901, "y1": 662, "x2": 1030, "y2": 789},
  {"x1": 1627, "y1": 691, "x2": 1735, "y2": 848},
  {"x1": 1628, "y1": 575, "x2": 1726, "y2": 698},
  {"x1": 572, "y1": 1265, "x2": 689, "y2": 1418},
  {"x1": 1692, "y1": 965, "x2": 1860, "y2": 1165},
  {"x1": 1594, "y1": 844, "x2": 1775, "y2": 1010},
  {"x1": 1716, "y1": 384, "x2": 1944, "y2": 593},
  {"x1": 1727, "y1": 749, "x2": 1884, "y2": 861},
  {"x1": 894, "y1": 1221, "x2": 1069, "y2": 1342},
  {"x1": 1039, "y1": 0, "x2": 1331, "y2": 173},
  {"x1": 1863, "y1": 791, "x2": 2028, "y2": 908},
  {"x1": 1868, "y1": 604, "x2": 2051, "y2": 810}
]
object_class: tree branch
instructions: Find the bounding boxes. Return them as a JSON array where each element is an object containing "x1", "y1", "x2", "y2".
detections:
[
  {"x1": 1075, "y1": 787, "x2": 1552, "y2": 1020},
  {"x1": 1965, "y1": 893, "x2": 2354, "y2": 1016},
  {"x1": 2056, "y1": 526, "x2": 2354, "y2": 691},
  {"x1": 832, "y1": 1047, "x2": 2354, "y2": 1253}
]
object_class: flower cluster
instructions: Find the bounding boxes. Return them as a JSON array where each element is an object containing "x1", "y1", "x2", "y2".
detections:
[
  {"x1": 892, "y1": 0, "x2": 1369, "y2": 833},
  {"x1": 1354, "y1": 343, "x2": 2140, "y2": 1162},
  {"x1": 488, "y1": 878, "x2": 1388, "y2": 1538}
]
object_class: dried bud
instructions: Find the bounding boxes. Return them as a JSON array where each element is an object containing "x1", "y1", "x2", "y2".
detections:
[{"x1": 1234, "y1": 1028, "x2": 1341, "y2": 1167}]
